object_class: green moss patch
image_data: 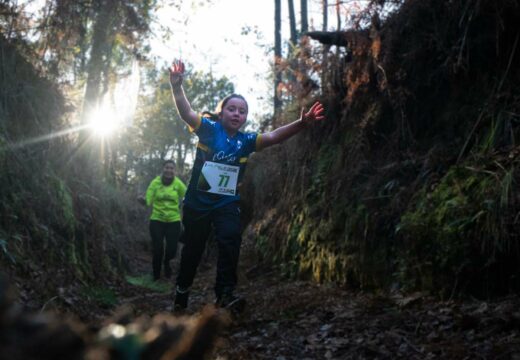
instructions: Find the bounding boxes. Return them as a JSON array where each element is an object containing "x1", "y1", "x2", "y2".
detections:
[
  {"x1": 126, "y1": 275, "x2": 172, "y2": 294},
  {"x1": 81, "y1": 286, "x2": 118, "y2": 307}
]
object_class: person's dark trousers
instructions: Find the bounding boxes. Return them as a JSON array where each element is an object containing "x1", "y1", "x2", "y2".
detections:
[
  {"x1": 176, "y1": 202, "x2": 242, "y2": 297},
  {"x1": 149, "y1": 220, "x2": 181, "y2": 280}
]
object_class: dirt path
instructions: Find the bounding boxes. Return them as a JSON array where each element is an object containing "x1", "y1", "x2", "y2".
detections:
[{"x1": 119, "y1": 239, "x2": 520, "y2": 359}]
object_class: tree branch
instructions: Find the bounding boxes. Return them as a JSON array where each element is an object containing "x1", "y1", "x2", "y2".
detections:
[{"x1": 305, "y1": 31, "x2": 349, "y2": 47}]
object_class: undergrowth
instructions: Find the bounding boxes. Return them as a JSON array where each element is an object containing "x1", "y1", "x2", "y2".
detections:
[
  {"x1": 0, "y1": 35, "x2": 147, "y2": 311},
  {"x1": 244, "y1": 0, "x2": 520, "y2": 298}
]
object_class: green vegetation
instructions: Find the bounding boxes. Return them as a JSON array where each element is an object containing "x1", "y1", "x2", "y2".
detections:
[
  {"x1": 47, "y1": 172, "x2": 76, "y2": 235},
  {"x1": 126, "y1": 275, "x2": 173, "y2": 293},
  {"x1": 245, "y1": 0, "x2": 520, "y2": 298},
  {"x1": 397, "y1": 163, "x2": 515, "y2": 295},
  {"x1": 81, "y1": 285, "x2": 118, "y2": 307}
]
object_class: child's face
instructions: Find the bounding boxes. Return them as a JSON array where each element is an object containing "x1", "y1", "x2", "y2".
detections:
[{"x1": 220, "y1": 98, "x2": 248, "y2": 133}]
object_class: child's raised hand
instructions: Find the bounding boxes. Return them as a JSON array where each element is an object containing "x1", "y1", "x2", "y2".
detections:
[
  {"x1": 300, "y1": 101, "x2": 325, "y2": 125},
  {"x1": 169, "y1": 59, "x2": 185, "y2": 88}
]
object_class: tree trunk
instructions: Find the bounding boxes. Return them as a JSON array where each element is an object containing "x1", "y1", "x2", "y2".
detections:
[
  {"x1": 123, "y1": 149, "x2": 134, "y2": 187},
  {"x1": 287, "y1": 0, "x2": 298, "y2": 84},
  {"x1": 321, "y1": 0, "x2": 329, "y2": 92},
  {"x1": 300, "y1": 0, "x2": 308, "y2": 33},
  {"x1": 336, "y1": 0, "x2": 341, "y2": 30},
  {"x1": 81, "y1": 0, "x2": 117, "y2": 127},
  {"x1": 274, "y1": 0, "x2": 282, "y2": 119},
  {"x1": 322, "y1": 0, "x2": 328, "y2": 31},
  {"x1": 288, "y1": 0, "x2": 297, "y2": 45}
]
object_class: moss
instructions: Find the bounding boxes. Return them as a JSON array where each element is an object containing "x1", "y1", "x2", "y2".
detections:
[
  {"x1": 81, "y1": 285, "x2": 118, "y2": 307},
  {"x1": 254, "y1": 235, "x2": 269, "y2": 256},
  {"x1": 68, "y1": 241, "x2": 79, "y2": 266},
  {"x1": 126, "y1": 275, "x2": 172, "y2": 293},
  {"x1": 279, "y1": 221, "x2": 303, "y2": 278},
  {"x1": 46, "y1": 173, "x2": 76, "y2": 235},
  {"x1": 306, "y1": 144, "x2": 336, "y2": 203},
  {"x1": 396, "y1": 165, "x2": 506, "y2": 294},
  {"x1": 270, "y1": 199, "x2": 374, "y2": 287}
]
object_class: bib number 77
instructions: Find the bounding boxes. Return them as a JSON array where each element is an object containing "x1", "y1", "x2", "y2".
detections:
[
  {"x1": 198, "y1": 161, "x2": 239, "y2": 196},
  {"x1": 219, "y1": 174, "x2": 231, "y2": 187}
]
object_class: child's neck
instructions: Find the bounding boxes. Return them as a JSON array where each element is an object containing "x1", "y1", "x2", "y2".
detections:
[{"x1": 223, "y1": 127, "x2": 238, "y2": 138}]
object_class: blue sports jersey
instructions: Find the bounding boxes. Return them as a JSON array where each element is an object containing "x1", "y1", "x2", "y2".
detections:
[{"x1": 184, "y1": 117, "x2": 260, "y2": 210}]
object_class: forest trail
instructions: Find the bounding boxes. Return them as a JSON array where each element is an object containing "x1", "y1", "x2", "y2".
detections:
[
  {"x1": 114, "y1": 238, "x2": 520, "y2": 359},
  {"x1": 2, "y1": 1, "x2": 520, "y2": 358}
]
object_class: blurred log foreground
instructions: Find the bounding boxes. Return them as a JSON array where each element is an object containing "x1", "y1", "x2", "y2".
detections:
[{"x1": 0, "y1": 276, "x2": 227, "y2": 360}]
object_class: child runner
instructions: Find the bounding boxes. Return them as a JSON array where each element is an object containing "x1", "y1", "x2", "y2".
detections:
[{"x1": 169, "y1": 59, "x2": 325, "y2": 311}]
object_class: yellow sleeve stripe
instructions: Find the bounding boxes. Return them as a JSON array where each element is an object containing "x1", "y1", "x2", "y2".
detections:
[
  {"x1": 188, "y1": 116, "x2": 202, "y2": 133},
  {"x1": 239, "y1": 157, "x2": 248, "y2": 164},
  {"x1": 256, "y1": 133, "x2": 263, "y2": 151},
  {"x1": 197, "y1": 142, "x2": 210, "y2": 152}
]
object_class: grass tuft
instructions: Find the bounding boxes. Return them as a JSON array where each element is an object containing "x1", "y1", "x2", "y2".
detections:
[{"x1": 126, "y1": 275, "x2": 173, "y2": 294}]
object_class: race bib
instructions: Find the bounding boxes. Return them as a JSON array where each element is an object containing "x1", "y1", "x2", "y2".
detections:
[{"x1": 197, "y1": 161, "x2": 239, "y2": 196}]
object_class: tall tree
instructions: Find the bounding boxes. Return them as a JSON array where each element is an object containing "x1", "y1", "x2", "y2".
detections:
[
  {"x1": 36, "y1": 0, "x2": 92, "y2": 77},
  {"x1": 300, "y1": 0, "x2": 308, "y2": 33},
  {"x1": 39, "y1": 0, "x2": 154, "y2": 72},
  {"x1": 321, "y1": 0, "x2": 330, "y2": 93},
  {"x1": 81, "y1": 0, "x2": 117, "y2": 128},
  {"x1": 47, "y1": 0, "x2": 156, "y2": 177},
  {"x1": 322, "y1": 0, "x2": 328, "y2": 31},
  {"x1": 288, "y1": 0, "x2": 297, "y2": 46},
  {"x1": 274, "y1": 0, "x2": 282, "y2": 118},
  {"x1": 336, "y1": 0, "x2": 341, "y2": 30},
  {"x1": 80, "y1": 0, "x2": 154, "y2": 123},
  {"x1": 33, "y1": 0, "x2": 155, "y2": 123},
  {"x1": 287, "y1": 0, "x2": 298, "y2": 85}
]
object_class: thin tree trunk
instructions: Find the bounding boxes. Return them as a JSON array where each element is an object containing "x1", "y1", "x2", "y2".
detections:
[
  {"x1": 123, "y1": 149, "x2": 134, "y2": 187},
  {"x1": 301, "y1": 0, "x2": 308, "y2": 33},
  {"x1": 287, "y1": 0, "x2": 298, "y2": 84},
  {"x1": 81, "y1": 0, "x2": 117, "y2": 126},
  {"x1": 274, "y1": 0, "x2": 282, "y2": 119},
  {"x1": 110, "y1": 135, "x2": 119, "y2": 186},
  {"x1": 336, "y1": 0, "x2": 341, "y2": 30},
  {"x1": 321, "y1": 0, "x2": 329, "y2": 92},
  {"x1": 288, "y1": 0, "x2": 297, "y2": 45},
  {"x1": 79, "y1": 0, "x2": 120, "y2": 176},
  {"x1": 323, "y1": 0, "x2": 328, "y2": 31}
]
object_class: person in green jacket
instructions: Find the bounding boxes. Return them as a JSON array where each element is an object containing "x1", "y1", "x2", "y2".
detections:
[{"x1": 143, "y1": 160, "x2": 187, "y2": 280}]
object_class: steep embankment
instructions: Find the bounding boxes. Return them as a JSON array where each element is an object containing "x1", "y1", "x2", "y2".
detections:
[
  {"x1": 0, "y1": 36, "x2": 147, "y2": 314},
  {"x1": 242, "y1": 0, "x2": 520, "y2": 297}
]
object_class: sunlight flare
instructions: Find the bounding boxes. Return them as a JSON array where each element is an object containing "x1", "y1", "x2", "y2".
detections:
[
  {"x1": 87, "y1": 60, "x2": 140, "y2": 137},
  {"x1": 88, "y1": 106, "x2": 119, "y2": 136},
  {"x1": 5, "y1": 124, "x2": 91, "y2": 150}
]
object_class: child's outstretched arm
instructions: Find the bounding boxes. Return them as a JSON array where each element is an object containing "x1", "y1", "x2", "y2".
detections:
[
  {"x1": 169, "y1": 60, "x2": 200, "y2": 129},
  {"x1": 258, "y1": 101, "x2": 325, "y2": 150}
]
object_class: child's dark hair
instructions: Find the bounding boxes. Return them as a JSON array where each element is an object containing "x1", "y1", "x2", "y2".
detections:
[{"x1": 201, "y1": 94, "x2": 248, "y2": 121}]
